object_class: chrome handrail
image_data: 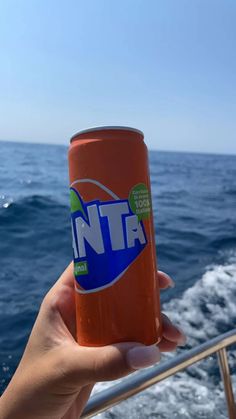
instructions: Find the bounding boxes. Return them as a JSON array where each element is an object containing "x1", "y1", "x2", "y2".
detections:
[{"x1": 81, "y1": 329, "x2": 236, "y2": 419}]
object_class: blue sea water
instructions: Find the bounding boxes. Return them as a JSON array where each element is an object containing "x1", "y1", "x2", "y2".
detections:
[{"x1": 0, "y1": 140, "x2": 236, "y2": 418}]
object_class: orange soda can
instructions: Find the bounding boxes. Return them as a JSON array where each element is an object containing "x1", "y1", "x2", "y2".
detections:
[{"x1": 68, "y1": 126, "x2": 162, "y2": 346}]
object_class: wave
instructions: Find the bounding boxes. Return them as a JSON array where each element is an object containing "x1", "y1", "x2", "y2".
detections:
[
  {"x1": 0, "y1": 195, "x2": 70, "y2": 233},
  {"x1": 94, "y1": 258, "x2": 236, "y2": 418},
  {"x1": 210, "y1": 237, "x2": 236, "y2": 251},
  {"x1": 0, "y1": 194, "x2": 71, "y2": 271},
  {"x1": 0, "y1": 194, "x2": 68, "y2": 211},
  {"x1": 222, "y1": 187, "x2": 236, "y2": 196},
  {"x1": 164, "y1": 259, "x2": 236, "y2": 343}
]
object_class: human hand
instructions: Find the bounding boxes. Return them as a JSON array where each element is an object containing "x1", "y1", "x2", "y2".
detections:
[{"x1": 0, "y1": 264, "x2": 186, "y2": 419}]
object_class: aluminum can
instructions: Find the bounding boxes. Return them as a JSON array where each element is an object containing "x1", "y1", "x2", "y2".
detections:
[{"x1": 68, "y1": 126, "x2": 162, "y2": 346}]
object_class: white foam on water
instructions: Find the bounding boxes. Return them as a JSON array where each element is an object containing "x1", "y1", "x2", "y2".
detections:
[
  {"x1": 93, "y1": 258, "x2": 236, "y2": 418},
  {"x1": 0, "y1": 195, "x2": 13, "y2": 208}
]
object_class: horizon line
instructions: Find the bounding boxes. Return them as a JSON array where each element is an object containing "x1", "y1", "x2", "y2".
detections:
[{"x1": 0, "y1": 138, "x2": 236, "y2": 158}]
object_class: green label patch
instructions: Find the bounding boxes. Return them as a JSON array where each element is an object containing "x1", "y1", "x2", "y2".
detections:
[
  {"x1": 129, "y1": 183, "x2": 151, "y2": 221},
  {"x1": 74, "y1": 261, "x2": 88, "y2": 276}
]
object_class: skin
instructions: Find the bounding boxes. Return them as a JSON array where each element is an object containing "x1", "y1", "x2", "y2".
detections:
[{"x1": 0, "y1": 264, "x2": 186, "y2": 419}]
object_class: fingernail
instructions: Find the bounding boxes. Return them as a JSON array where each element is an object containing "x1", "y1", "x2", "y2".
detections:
[
  {"x1": 159, "y1": 271, "x2": 175, "y2": 288},
  {"x1": 167, "y1": 276, "x2": 175, "y2": 288},
  {"x1": 126, "y1": 345, "x2": 161, "y2": 370},
  {"x1": 176, "y1": 326, "x2": 187, "y2": 346}
]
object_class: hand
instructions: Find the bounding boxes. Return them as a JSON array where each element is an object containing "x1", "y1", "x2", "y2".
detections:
[{"x1": 0, "y1": 264, "x2": 186, "y2": 419}]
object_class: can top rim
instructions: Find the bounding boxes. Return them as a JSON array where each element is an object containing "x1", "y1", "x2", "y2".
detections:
[{"x1": 70, "y1": 126, "x2": 144, "y2": 142}]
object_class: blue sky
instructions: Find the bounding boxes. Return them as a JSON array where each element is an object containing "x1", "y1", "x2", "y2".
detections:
[{"x1": 0, "y1": 0, "x2": 235, "y2": 153}]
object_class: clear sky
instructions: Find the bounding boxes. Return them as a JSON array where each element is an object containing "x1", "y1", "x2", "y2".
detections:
[{"x1": 0, "y1": 0, "x2": 235, "y2": 153}]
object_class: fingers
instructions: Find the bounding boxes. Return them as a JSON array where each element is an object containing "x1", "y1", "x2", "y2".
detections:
[
  {"x1": 52, "y1": 262, "x2": 74, "y2": 291},
  {"x1": 57, "y1": 312, "x2": 186, "y2": 387},
  {"x1": 158, "y1": 337, "x2": 178, "y2": 352},
  {"x1": 43, "y1": 264, "x2": 183, "y2": 354},
  {"x1": 39, "y1": 263, "x2": 77, "y2": 338},
  {"x1": 43, "y1": 263, "x2": 74, "y2": 309},
  {"x1": 50, "y1": 279, "x2": 77, "y2": 338},
  {"x1": 157, "y1": 314, "x2": 186, "y2": 352},
  {"x1": 157, "y1": 271, "x2": 186, "y2": 351},
  {"x1": 52, "y1": 265, "x2": 174, "y2": 296},
  {"x1": 48, "y1": 265, "x2": 174, "y2": 299},
  {"x1": 157, "y1": 271, "x2": 175, "y2": 289},
  {"x1": 161, "y1": 313, "x2": 186, "y2": 345}
]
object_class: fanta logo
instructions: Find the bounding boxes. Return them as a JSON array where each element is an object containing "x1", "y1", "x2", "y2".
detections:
[
  {"x1": 72, "y1": 200, "x2": 146, "y2": 258},
  {"x1": 70, "y1": 184, "x2": 149, "y2": 293}
]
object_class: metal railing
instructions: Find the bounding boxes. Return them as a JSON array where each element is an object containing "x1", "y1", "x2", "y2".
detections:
[{"x1": 81, "y1": 329, "x2": 236, "y2": 419}]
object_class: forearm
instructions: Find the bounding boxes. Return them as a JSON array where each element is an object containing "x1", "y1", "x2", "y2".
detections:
[
  {"x1": 0, "y1": 364, "x2": 73, "y2": 419},
  {"x1": 0, "y1": 358, "x2": 94, "y2": 419},
  {"x1": 0, "y1": 381, "x2": 35, "y2": 419},
  {"x1": 0, "y1": 383, "x2": 94, "y2": 419},
  {"x1": 0, "y1": 390, "x2": 25, "y2": 419}
]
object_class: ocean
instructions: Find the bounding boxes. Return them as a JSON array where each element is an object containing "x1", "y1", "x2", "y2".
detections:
[{"x1": 0, "y1": 140, "x2": 236, "y2": 418}]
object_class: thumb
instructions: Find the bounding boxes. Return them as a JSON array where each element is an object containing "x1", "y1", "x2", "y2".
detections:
[{"x1": 60, "y1": 342, "x2": 161, "y2": 385}]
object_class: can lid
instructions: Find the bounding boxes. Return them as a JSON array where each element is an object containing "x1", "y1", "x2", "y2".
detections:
[{"x1": 70, "y1": 126, "x2": 144, "y2": 142}]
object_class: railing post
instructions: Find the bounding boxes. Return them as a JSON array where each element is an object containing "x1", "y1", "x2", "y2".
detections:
[{"x1": 217, "y1": 348, "x2": 236, "y2": 419}]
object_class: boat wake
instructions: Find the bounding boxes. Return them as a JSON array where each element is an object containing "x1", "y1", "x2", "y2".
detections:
[{"x1": 94, "y1": 257, "x2": 236, "y2": 418}]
